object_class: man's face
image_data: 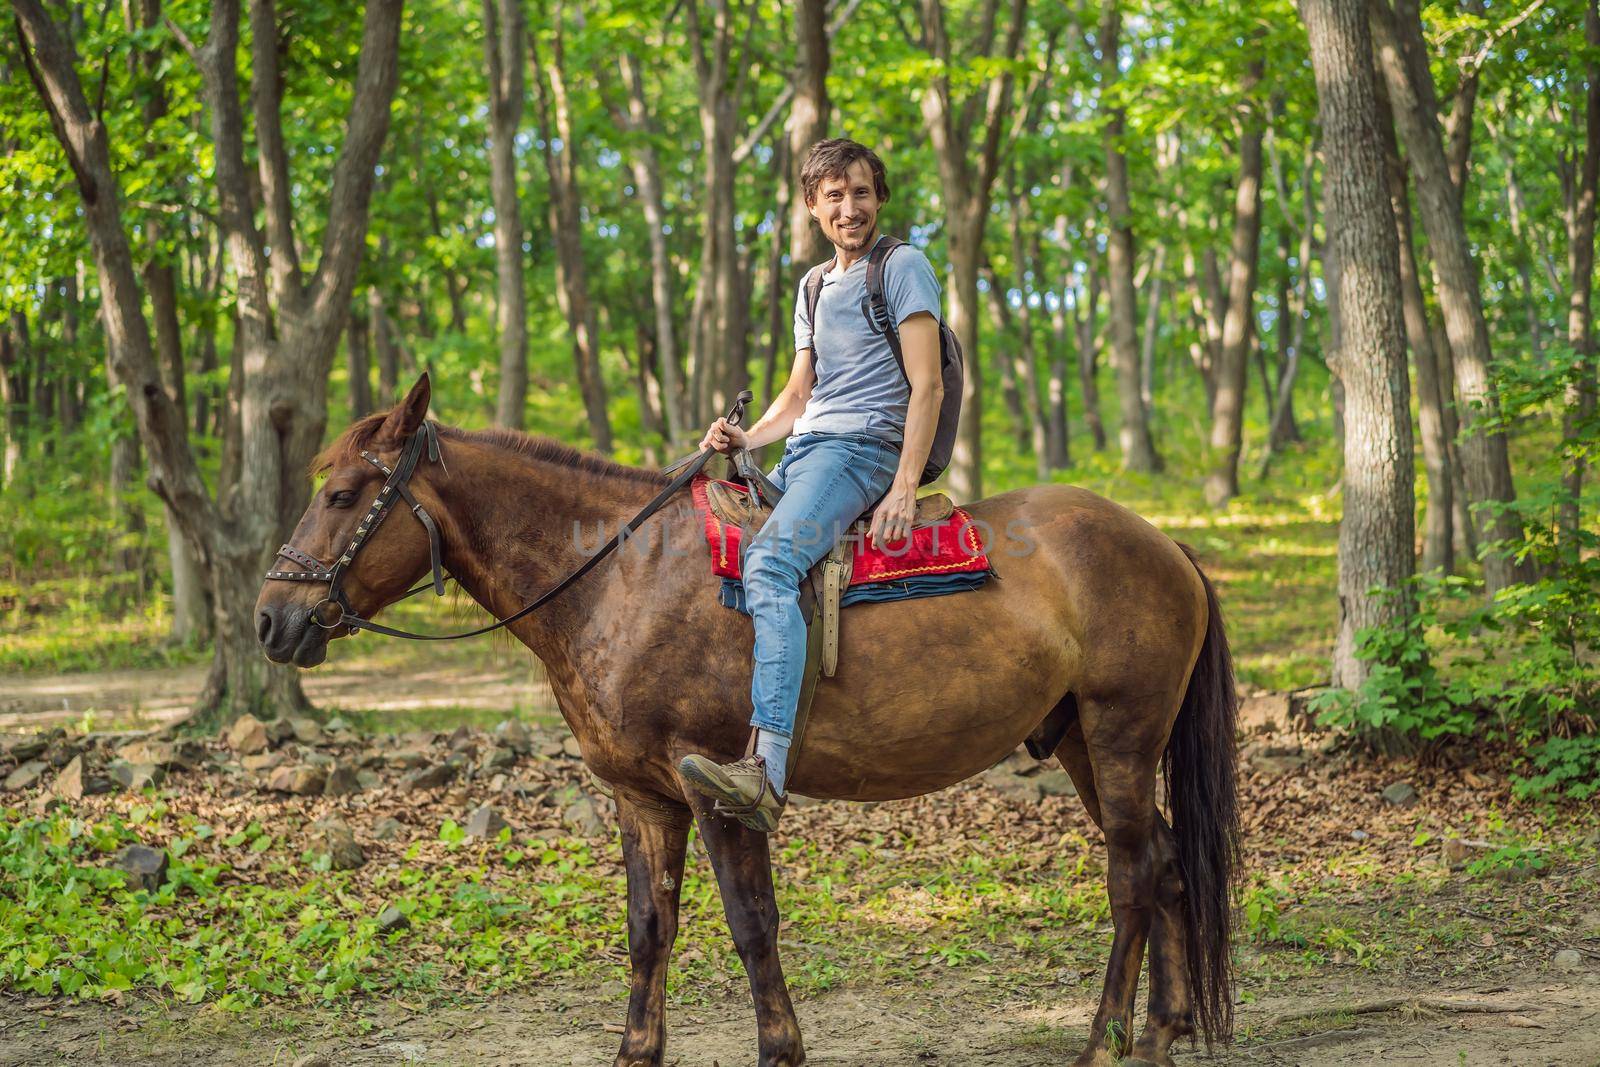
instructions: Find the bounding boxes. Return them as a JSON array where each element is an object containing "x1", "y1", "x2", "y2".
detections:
[{"x1": 808, "y1": 159, "x2": 882, "y2": 256}]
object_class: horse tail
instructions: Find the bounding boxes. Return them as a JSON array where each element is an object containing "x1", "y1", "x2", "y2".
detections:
[{"x1": 1165, "y1": 543, "x2": 1240, "y2": 1048}]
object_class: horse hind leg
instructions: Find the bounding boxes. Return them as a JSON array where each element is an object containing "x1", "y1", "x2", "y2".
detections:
[
  {"x1": 1127, "y1": 813, "x2": 1193, "y2": 1066},
  {"x1": 1054, "y1": 698, "x2": 1176, "y2": 1067}
]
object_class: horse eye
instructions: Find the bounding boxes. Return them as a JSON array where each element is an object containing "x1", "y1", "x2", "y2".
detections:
[{"x1": 328, "y1": 489, "x2": 358, "y2": 508}]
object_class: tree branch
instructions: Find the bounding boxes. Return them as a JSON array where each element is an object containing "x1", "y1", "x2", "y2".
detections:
[
  {"x1": 12, "y1": 0, "x2": 220, "y2": 545},
  {"x1": 305, "y1": 0, "x2": 405, "y2": 331},
  {"x1": 731, "y1": 0, "x2": 863, "y2": 165},
  {"x1": 248, "y1": 0, "x2": 303, "y2": 302}
]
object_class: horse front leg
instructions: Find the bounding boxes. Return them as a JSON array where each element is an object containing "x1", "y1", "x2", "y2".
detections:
[
  {"x1": 614, "y1": 792, "x2": 690, "y2": 1067},
  {"x1": 689, "y1": 796, "x2": 805, "y2": 1067}
]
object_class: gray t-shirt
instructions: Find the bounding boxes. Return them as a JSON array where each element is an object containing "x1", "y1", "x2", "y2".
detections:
[{"x1": 791, "y1": 235, "x2": 943, "y2": 444}]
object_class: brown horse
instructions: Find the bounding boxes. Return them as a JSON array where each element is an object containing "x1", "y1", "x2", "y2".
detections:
[{"x1": 255, "y1": 376, "x2": 1239, "y2": 1067}]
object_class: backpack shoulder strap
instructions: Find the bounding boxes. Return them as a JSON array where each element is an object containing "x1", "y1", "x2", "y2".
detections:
[
  {"x1": 801, "y1": 260, "x2": 830, "y2": 341},
  {"x1": 863, "y1": 235, "x2": 907, "y2": 361}
]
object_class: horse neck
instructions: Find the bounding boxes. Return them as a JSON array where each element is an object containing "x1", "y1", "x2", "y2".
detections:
[{"x1": 419, "y1": 437, "x2": 662, "y2": 660}]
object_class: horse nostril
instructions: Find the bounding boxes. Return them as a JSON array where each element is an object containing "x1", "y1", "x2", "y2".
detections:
[{"x1": 257, "y1": 610, "x2": 274, "y2": 646}]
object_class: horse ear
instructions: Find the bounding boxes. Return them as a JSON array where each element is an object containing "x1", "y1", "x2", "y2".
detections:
[{"x1": 377, "y1": 373, "x2": 431, "y2": 443}]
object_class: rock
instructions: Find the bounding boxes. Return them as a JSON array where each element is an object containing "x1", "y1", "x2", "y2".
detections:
[
  {"x1": 1552, "y1": 949, "x2": 1584, "y2": 972},
  {"x1": 448, "y1": 724, "x2": 473, "y2": 747},
  {"x1": 112, "y1": 845, "x2": 168, "y2": 891},
  {"x1": 561, "y1": 736, "x2": 583, "y2": 759},
  {"x1": 373, "y1": 817, "x2": 407, "y2": 841},
  {"x1": 4, "y1": 760, "x2": 47, "y2": 791},
  {"x1": 301, "y1": 750, "x2": 335, "y2": 769},
  {"x1": 538, "y1": 739, "x2": 564, "y2": 759},
  {"x1": 1350, "y1": 829, "x2": 1370, "y2": 842},
  {"x1": 117, "y1": 739, "x2": 202, "y2": 770},
  {"x1": 505, "y1": 778, "x2": 543, "y2": 798},
  {"x1": 388, "y1": 749, "x2": 431, "y2": 770},
  {"x1": 376, "y1": 906, "x2": 410, "y2": 932},
  {"x1": 494, "y1": 719, "x2": 534, "y2": 755},
  {"x1": 292, "y1": 1055, "x2": 331, "y2": 1067},
  {"x1": 324, "y1": 715, "x2": 353, "y2": 735},
  {"x1": 1254, "y1": 752, "x2": 1308, "y2": 776},
  {"x1": 323, "y1": 763, "x2": 362, "y2": 796},
  {"x1": 108, "y1": 761, "x2": 166, "y2": 792},
  {"x1": 267, "y1": 764, "x2": 327, "y2": 795},
  {"x1": 53, "y1": 755, "x2": 111, "y2": 800},
  {"x1": 981, "y1": 766, "x2": 1043, "y2": 804},
  {"x1": 312, "y1": 819, "x2": 365, "y2": 870},
  {"x1": 561, "y1": 797, "x2": 606, "y2": 837},
  {"x1": 43, "y1": 737, "x2": 83, "y2": 768},
  {"x1": 288, "y1": 717, "x2": 325, "y2": 747},
  {"x1": 242, "y1": 751, "x2": 285, "y2": 773},
  {"x1": 356, "y1": 769, "x2": 382, "y2": 791},
  {"x1": 1441, "y1": 838, "x2": 1474, "y2": 867},
  {"x1": 1034, "y1": 770, "x2": 1077, "y2": 798},
  {"x1": 2, "y1": 732, "x2": 51, "y2": 762},
  {"x1": 465, "y1": 804, "x2": 508, "y2": 839},
  {"x1": 481, "y1": 746, "x2": 516, "y2": 773},
  {"x1": 265, "y1": 717, "x2": 296, "y2": 745},
  {"x1": 226, "y1": 715, "x2": 270, "y2": 754},
  {"x1": 1381, "y1": 781, "x2": 1418, "y2": 808},
  {"x1": 397, "y1": 762, "x2": 458, "y2": 793}
]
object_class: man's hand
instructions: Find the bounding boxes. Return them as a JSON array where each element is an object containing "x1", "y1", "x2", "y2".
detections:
[
  {"x1": 868, "y1": 482, "x2": 918, "y2": 547},
  {"x1": 700, "y1": 417, "x2": 749, "y2": 455}
]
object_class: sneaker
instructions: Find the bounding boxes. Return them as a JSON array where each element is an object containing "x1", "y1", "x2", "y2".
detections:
[{"x1": 678, "y1": 753, "x2": 786, "y2": 832}]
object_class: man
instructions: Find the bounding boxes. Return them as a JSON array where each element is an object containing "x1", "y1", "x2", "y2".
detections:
[{"x1": 678, "y1": 138, "x2": 945, "y2": 831}]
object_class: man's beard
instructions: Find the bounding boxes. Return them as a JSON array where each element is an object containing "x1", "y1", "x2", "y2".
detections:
[{"x1": 834, "y1": 219, "x2": 876, "y2": 249}]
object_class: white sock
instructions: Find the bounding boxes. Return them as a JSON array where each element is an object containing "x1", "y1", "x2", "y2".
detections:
[{"x1": 754, "y1": 729, "x2": 790, "y2": 796}]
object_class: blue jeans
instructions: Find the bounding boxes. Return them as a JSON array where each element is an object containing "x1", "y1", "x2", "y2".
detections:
[{"x1": 745, "y1": 432, "x2": 900, "y2": 737}]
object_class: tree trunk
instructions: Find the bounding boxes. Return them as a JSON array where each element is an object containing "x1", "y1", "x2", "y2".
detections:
[
  {"x1": 615, "y1": 51, "x2": 686, "y2": 443},
  {"x1": 531, "y1": 4, "x2": 611, "y2": 450},
  {"x1": 1560, "y1": 0, "x2": 1600, "y2": 557},
  {"x1": 15, "y1": 0, "x2": 404, "y2": 723},
  {"x1": 0, "y1": 319, "x2": 21, "y2": 488},
  {"x1": 1007, "y1": 175, "x2": 1049, "y2": 480},
  {"x1": 787, "y1": 0, "x2": 830, "y2": 271},
  {"x1": 1300, "y1": 0, "x2": 1417, "y2": 690},
  {"x1": 483, "y1": 0, "x2": 529, "y2": 429},
  {"x1": 1204, "y1": 61, "x2": 1265, "y2": 507},
  {"x1": 1369, "y1": 0, "x2": 1525, "y2": 592},
  {"x1": 369, "y1": 287, "x2": 398, "y2": 403},
  {"x1": 685, "y1": 0, "x2": 751, "y2": 429},
  {"x1": 918, "y1": 0, "x2": 1028, "y2": 500},
  {"x1": 347, "y1": 303, "x2": 373, "y2": 417},
  {"x1": 1038, "y1": 224, "x2": 1071, "y2": 469},
  {"x1": 1075, "y1": 251, "x2": 1107, "y2": 451},
  {"x1": 1376, "y1": 74, "x2": 1454, "y2": 573},
  {"x1": 1100, "y1": 5, "x2": 1160, "y2": 472}
]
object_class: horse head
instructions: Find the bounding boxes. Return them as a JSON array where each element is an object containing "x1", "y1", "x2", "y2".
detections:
[{"x1": 255, "y1": 373, "x2": 441, "y2": 667}]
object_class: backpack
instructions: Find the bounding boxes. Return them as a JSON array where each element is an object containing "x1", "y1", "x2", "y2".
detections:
[{"x1": 801, "y1": 235, "x2": 964, "y2": 486}]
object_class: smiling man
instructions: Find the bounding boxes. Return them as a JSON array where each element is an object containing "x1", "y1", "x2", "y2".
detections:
[{"x1": 679, "y1": 138, "x2": 946, "y2": 831}]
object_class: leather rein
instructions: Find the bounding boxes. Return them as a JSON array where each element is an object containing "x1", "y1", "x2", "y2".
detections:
[{"x1": 263, "y1": 392, "x2": 750, "y2": 642}]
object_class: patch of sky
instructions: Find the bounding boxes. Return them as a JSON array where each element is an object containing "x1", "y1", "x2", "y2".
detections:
[{"x1": 598, "y1": 148, "x2": 621, "y2": 169}]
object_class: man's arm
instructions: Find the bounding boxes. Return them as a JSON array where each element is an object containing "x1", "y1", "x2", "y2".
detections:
[
  {"x1": 869, "y1": 311, "x2": 943, "y2": 545},
  {"x1": 700, "y1": 349, "x2": 816, "y2": 453}
]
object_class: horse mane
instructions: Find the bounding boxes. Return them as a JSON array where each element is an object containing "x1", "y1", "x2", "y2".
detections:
[{"x1": 312, "y1": 414, "x2": 669, "y2": 488}]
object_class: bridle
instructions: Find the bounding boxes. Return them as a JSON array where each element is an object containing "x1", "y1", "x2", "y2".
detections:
[{"x1": 263, "y1": 392, "x2": 750, "y2": 642}]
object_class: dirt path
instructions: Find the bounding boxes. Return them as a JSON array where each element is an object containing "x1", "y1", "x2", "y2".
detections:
[
  {"x1": 0, "y1": 646, "x2": 555, "y2": 732},
  {"x1": 5, "y1": 969, "x2": 1597, "y2": 1065}
]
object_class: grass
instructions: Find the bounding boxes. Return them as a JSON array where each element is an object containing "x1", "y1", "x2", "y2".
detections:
[{"x1": 5, "y1": 796, "x2": 1594, "y2": 1013}]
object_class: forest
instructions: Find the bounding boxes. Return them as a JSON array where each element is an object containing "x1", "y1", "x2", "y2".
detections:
[{"x1": 2, "y1": 0, "x2": 1599, "y2": 1063}]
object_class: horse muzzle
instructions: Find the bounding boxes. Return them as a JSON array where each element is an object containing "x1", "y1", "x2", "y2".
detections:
[{"x1": 257, "y1": 603, "x2": 330, "y2": 668}]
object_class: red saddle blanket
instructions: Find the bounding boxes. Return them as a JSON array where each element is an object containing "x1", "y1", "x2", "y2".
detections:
[{"x1": 690, "y1": 476, "x2": 991, "y2": 583}]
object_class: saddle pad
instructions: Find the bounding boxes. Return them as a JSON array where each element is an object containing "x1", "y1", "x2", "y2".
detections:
[{"x1": 690, "y1": 475, "x2": 991, "y2": 584}]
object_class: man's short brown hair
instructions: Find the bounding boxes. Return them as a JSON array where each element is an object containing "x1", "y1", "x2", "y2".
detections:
[{"x1": 800, "y1": 139, "x2": 891, "y2": 206}]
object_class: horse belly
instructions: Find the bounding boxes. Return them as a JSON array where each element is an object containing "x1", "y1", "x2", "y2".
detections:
[{"x1": 789, "y1": 584, "x2": 1073, "y2": 801}]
